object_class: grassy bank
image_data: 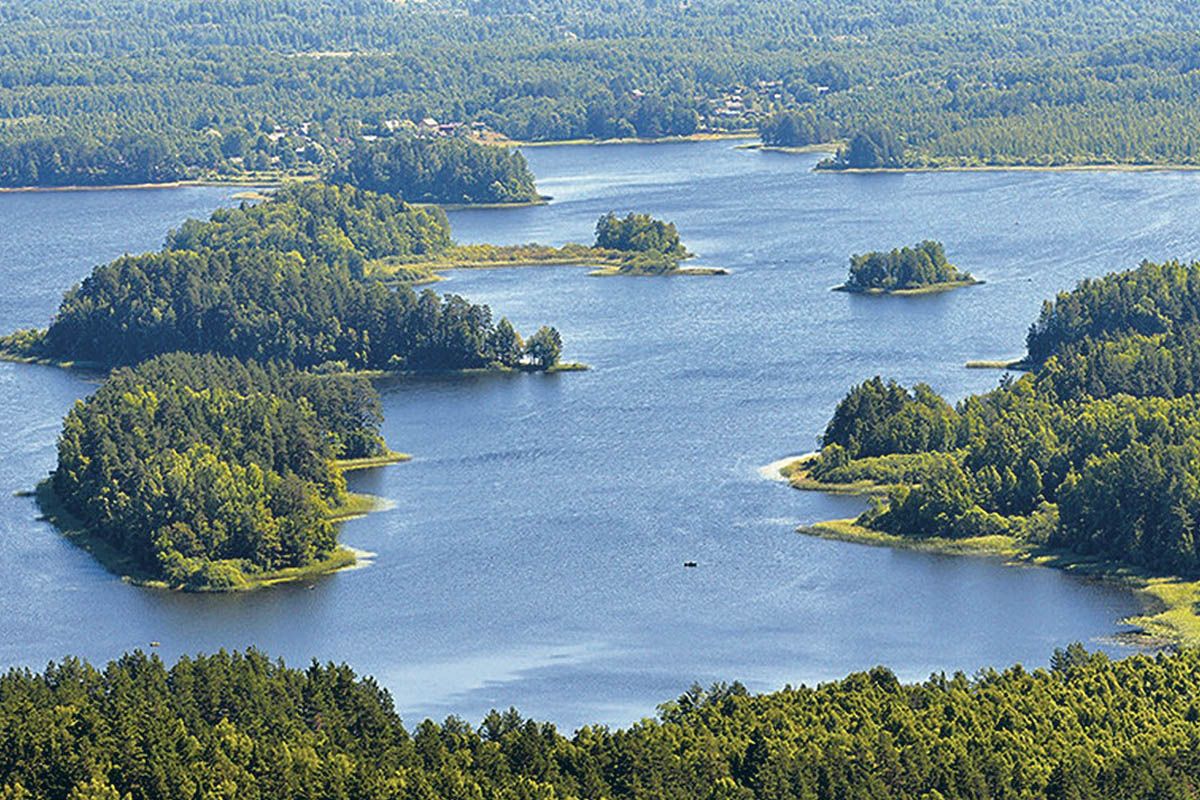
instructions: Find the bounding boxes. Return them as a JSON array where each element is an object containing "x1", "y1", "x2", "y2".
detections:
[
  {"x1": 371, "y1": 243, "x2": 625, "y2": 281},
  {"x1": 797, "y1": 516, "x2": 1198, "y2": 646},
  {"x1": 327, "y1": 491, "x2": 390, "y2": 524},
  {"x1": 965, "y1": 358, "x2": 1031, "y2": 370},
  {"x1": 779, "y1": 456, "x2": 895, "y2": 496},
  {"x1": 587, "y1": 264, "x2": 728, "y2": 277},
  {"x1": 801, "y1": 518, "x2": 1024, "y2": 558},
  {"x1": 418, "y1": 196, "x2": 550, "y2": 211},
  {"x1": 33, "y1": 479, "x2": 382, "y2": 592},
  {"x1": 833, "y1": 278, "x2": 982, "y2": 296},
  {"x1": 0, "y1": 348, "x2": 105, "y2": 372},
  {"x1": 372, "y1": 243, "x2": 727, "y2": 281},
  {"x1": 333, "y1": 450, "x2": 411, "y2": 472},
  {"x1": 781, "y1": 456, "x2": 1200, "y2": 646},
  {"x1": 350, "y1": 361, "x2": 589, "y2": 381}
]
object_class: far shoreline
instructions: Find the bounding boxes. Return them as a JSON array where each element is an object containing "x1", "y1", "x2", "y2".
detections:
[
  {"x1": 9, "y1": 147, "x2": 1200, "y2": 194},
  {"x1": 0, "y1": 178, "x2": 282, "y2": 194},
  {"x1": 818, "y1": 162, "x2": 1200, "y2": 175},
  {"x1": 0, "y1": 180, "x2": 550, "y2": 210},
  {"x1": 491, "y1": 130, "x2": 759, "y2": 148}
]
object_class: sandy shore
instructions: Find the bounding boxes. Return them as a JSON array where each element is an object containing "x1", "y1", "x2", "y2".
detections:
[
  {"x1": 757, "y1": 453, "x2": 814, "y2": 482},
  {"x1": 338, "y1": 546, "x2": 378, "y2": 572}
]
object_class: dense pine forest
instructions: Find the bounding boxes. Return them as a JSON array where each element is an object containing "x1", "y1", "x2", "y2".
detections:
[
  {"x1": 2, "y1": 645, "x2": 1200, "y2": 799},
  {"x1": 52, "y1": 354, "x2": 386, "y2": 589},
  {"x1": 10, "y1": 3, "x2": 1200, "y2": 791},
  {"x1": 804, "y1": 259, "x2": 1200, "y2": 577},
  {"x1": 4, "y1": 0, "x2": 1200, "y2": 184}
]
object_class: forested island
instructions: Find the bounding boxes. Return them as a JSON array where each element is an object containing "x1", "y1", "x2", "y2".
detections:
[
  {"x1": 835, "y1": 241, "x2": 977, "y2": 295},
  {"x1": 0, "y1": 182, "x2": 569, "y2": 373},
  {"x1": 5, "y1": 1, "x2": 1200, "y2": 187},
  {"x1": 785, "y1": 258, "x2": 1200, "y2": 644},
  {"x1": 375, "y1": 210, "x2": 724, "y2": 279},
  {"x1": 45, "y1": 354, "x2": 398, "y2": 590},
  {"x1": 4, "y1": 644, "x2": 1200, "y2": 798}
]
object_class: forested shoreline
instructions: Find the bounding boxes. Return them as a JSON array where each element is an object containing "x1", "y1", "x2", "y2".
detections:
[
  {"x1": 5, "y1": 1, "x2": 1200, "y2": 186},
  {"x1": 3, "y1": 645, "x2": 1200, "y2": 799}
]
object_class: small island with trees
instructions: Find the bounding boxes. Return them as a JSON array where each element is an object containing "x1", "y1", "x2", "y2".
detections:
[
  {"x1": 834, "y1": 240, "x2": 979, "y2": 295},
  {"x1": 374, "y1": 211, "x2": 728, "y2": 280}
]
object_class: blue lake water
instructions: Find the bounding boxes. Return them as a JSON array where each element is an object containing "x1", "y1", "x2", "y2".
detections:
[{"x1": 3, "y1": 144, "x2": 1199, "y2": 731}]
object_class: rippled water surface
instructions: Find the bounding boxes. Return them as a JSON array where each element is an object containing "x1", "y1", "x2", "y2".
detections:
[{"x1": 4, "y1": 145, "x2": 1199, "y2": 730}]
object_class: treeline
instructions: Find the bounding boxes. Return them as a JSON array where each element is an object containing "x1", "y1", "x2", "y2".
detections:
[
  {"x1": 54, "y1": 353, "x2": 384, "y2": 589},
  {"x1": 331, "y1": 136, "x2": 539, "y2": 204},
  {"x1": 810, "y1": 259, "x2": 1200, "y2": 575},
  {"x1": 1026, "y1": 259, "x2": 1200, "y2": 363},
  {"x1": 4, "y1": 645, "x2": 1200, "y2": 798},
  {"x1": 821, "y1": 129, "x2": 906, "y2": 169},
  {"x1": 0, "y1": 132, "x2": 191, "y2": 188},
  {"x1": 595, "y1": 211, "x2": 685, "y2": 257},
  {"x1": 841, "y1": 241, "x2": 971, "y2": 291},
  {"x1": 35, "y1": 248, "x2": 540, "y2": 371},
  {"x1": 6, "y1": 1, "x2": 1200, "y2": 184}
]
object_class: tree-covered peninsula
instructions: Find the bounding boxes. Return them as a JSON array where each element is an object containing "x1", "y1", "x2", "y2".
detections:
[
  {"x1": 47, "y1": 353, "x2": 396, "y2": 591},
  {"x1": 5, "y1": 249, "x2": 556, "y2": 372},
  {"x1": 1, "y1": 183, "x2": 567, "y2": 373},
  {"x1": 789, "y1": 258, "x2": 1200, "y2": 643},
  {"x1": 835, "y1": 241, "x2": 977, "y2": 295},
  {"x1": 4, "y1": 644, "x2": 1200, "y2": 799}
]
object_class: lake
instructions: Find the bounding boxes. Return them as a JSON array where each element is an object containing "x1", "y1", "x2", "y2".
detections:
[{"x1": 4, "y1": 144, "x2": 1199, "y2": 731}]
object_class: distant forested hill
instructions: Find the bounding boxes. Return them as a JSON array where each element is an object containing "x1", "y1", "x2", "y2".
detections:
[{"x1": 3, "y1": 0, "x2": 1200, "y2": 184}]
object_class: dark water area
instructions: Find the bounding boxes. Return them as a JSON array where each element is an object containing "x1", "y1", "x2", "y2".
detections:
[{"x1": 3, "y1": 146, "x2": 1198, "y2": 730}]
